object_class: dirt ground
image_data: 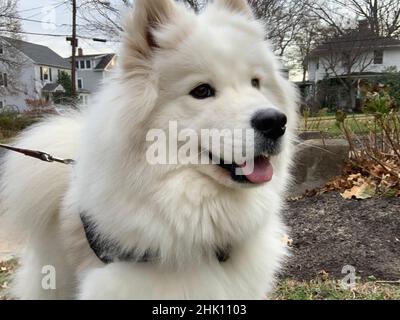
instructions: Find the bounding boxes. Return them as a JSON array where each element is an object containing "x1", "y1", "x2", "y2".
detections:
[{"x1": 282, "y1": 192, "x2": 400, "y2": 281}]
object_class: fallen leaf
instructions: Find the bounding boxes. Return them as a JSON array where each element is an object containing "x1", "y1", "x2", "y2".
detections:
[
  {"x1": 341, "y1": 181, "x2": 377, "y2": 200},
  {"x1": 318, "y1": 270, "x2": 330, "y2": 281},
  {"x1": 281, "y1": 234, "x2": 293, "y2": 247}
]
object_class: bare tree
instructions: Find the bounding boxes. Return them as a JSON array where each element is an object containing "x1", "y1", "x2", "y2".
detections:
[
  {"x1": 78, "y1": 0, "x2": 208, "y2": 38},
  {"x1": 338, "y1": 0, "x2": 400, "y2": 37},
  {"x1": 0, "y1": 0, "x2": 24, "y2": 95},
  {"x1": 248, "y1": 0, "x2": 313, "y2": 57},
  {"x1": 77, "y1": 0, "x2": 130, "y2": 38},
  {"x1": 293, "y1": 17, "x2": 326, "y2": 83},
  {"x1": 309, "y1": 0, "x2": 400, "y2": 37},
  {"x1": 0, "y1": 0, "x2": 21, "y2": 36}
]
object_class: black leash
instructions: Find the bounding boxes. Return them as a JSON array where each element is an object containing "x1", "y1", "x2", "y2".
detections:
[{"x1": 0, "y1": 144, "x2": 75, "y2": 165}]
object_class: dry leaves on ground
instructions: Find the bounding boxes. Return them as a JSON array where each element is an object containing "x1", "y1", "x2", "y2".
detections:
[
  {"x1": 282, "y1": 234, "x2": 294, "y2": 247},
  {"x1": 303, "y1": 160, "x2": 399, "y2": 200},
  {"x1": 0, "y1": 259, "x2": 17, "y2": 300},
  {"x1": 340, "y1": 174, "x2": 377, "y2": 200}
]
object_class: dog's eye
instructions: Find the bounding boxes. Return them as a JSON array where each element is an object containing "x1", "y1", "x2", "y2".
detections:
[
  {"x1": 251, "y1": 78, "x2": 260, "y2": 89},
  {"x1": 190, "y1": 84, "x2": 215, "y2": 99}
]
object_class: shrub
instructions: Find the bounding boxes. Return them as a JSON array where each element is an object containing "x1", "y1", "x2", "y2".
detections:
[
  {"x1": 0, "y1": 110, "x2": 37, "y2": 139},
  {"x1": 373, "y1": 67, "x2": 400, "y2": 107},
  {"x1": 336, "y1": 87, "x2": 400, "y2": 195}
]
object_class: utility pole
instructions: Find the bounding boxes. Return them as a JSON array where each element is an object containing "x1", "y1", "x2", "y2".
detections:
[
  {"x1": 67, "y1": 1, "x2": 107, "y2": 101},
  {"x1": 67, "y1": 0, "x2": 77, "y2": 98}
]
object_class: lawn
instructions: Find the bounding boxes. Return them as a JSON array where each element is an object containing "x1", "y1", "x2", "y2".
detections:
[
  {"x1": 1, "y1": 259, "x2": 399, "y2": 300},
  {"x1": 300, "y1": 114, "x2": 376, "y2": 137},
  {"x1": 0, "y1": 259, "x2": 17, "y2": 300},
  {"x1": 274, "y1": 279, "x2": 400, "y2": 300}
]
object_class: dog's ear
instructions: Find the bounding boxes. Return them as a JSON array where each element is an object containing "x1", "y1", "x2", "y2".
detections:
[
  {"x1": 215, "y1": 0, "x2": 254, "y2": 17},
  {"x1": 122, "y1": 0, "x2": 178, "y2": 59}
]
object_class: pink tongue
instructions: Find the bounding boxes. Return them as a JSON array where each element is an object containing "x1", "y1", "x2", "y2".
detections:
[{"x1": 242, "y1": 157, "x2": 274, "y2": 184}]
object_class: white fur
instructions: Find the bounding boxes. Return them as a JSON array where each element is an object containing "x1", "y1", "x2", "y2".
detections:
[{"x1": 0, "y1": 0, "x2": 299, "y2": 300}]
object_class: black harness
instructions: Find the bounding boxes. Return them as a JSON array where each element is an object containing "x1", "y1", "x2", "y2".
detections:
[
  {"x1": 0, "y1": 144, "x2": 231, "y2": 265},
  {"x1": 80, "y1": 213, "x2": 231, "y2": 264}
]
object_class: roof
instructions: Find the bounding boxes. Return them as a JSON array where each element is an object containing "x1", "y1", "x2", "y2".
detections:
[
  {"x1": 42, "y1": 83, "x2": 65, "y2": 93},
  {"x1": 95, "y1": 54, "x2": 115, "y2": 70},
  {"x1": 71, "y1": 53, "x2": 116, "y2": 71},
  {"x1": 309, "y1": 30, "x2": 400, "y2": 57},
  {"x1": 0, "y1": 37, "x2": 70, "y2": 69},
  {"x1": 77, "y1": 89, "x2": 91, "y2": 94},
  {"x1": 326, "y1": 71, "x2": 387, "y2": 79},
  {"x1": 74, "y1": 53, "x2": 102, "y2": 58}
]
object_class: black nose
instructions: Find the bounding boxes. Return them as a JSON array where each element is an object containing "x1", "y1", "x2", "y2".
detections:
[{"x1": 251, "y1": 109, "x2": 287, "y2": 140}]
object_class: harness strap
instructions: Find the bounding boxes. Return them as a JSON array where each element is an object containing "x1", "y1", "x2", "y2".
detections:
[{"x1": 80, "y1": 212, "x2": 231, "y2": 264}]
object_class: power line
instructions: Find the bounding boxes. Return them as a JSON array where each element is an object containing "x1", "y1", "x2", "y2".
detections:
[
  {"x1": 16, "y1": 5, "x2": 49, "y2": 14},
  {"x1": 0, "y1": 30, "x2": 115, "y2": 42},
  {"x1": 24, "y1": 0, "x2": 70, "y2": 20},
  {"x1": 0, "y1": 14, "x2": 78, "y2": 27},
  {"x1": 0, "y1": 30, "x2": 70, "y2": 38}
]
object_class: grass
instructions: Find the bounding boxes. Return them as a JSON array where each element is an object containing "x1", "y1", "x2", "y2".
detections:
[
  {"x1": 0, "y1": 259, "x2": 17, "y2": 300},
  {"x1": 0, "y1": 138, "x2": 11, "y2": 144},
  {"x1": 1, "y1": 258, "x2": 399, "y2": 300},
  {"x1": 0, "y1": 111, "x2": 37, "y2": 142},
  {"x1": 274, "y1": 279, "x2": 400, "y2": 300},
  {"x1": 300, "y1": 114, "x2": 376, "y2": 137}
]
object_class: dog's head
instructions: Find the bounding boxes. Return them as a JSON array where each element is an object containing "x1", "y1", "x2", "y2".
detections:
[{"x1": 117, "y1": 0, "x2": 299, "y2": 190}]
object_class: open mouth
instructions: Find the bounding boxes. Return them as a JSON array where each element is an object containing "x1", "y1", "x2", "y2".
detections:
[{"x1": 209, "y1": 153, "x2": 274, "y2": 185}]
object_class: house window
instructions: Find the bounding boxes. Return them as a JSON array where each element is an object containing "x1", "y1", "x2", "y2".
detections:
[
  {"x1": 77, "y1": 78, "x2": 83, "y2": 90},
  {"x1": 374, "y1": 50, "x2": 383, "y2": 64},
  {"x1": 41, "y1": 67, "x2": 50, "y2": 81},
  {"x1": 0, "y1": 100, "x2": 4, "y2": 108},
  {"x1": 76, "y1": 61, "x2": 79, "y2": 69},
  {"x1": 316, "y1": 58, "x2": 320, "y2": 70},
  {"x1": 80, "y1": 60, "x2": 85, "y2": 69},
  {"x1": 79, "y1": 94, "x2": 89, "y2": 105},
  {"x1": 49, "y1": 68, "x2": 53, "y2": 82},
  {"x1": 0, "y1": 73, "x2": 8, "y2": 87},
  {"x1": 86, "y1": 60, "x2": 91, "y2": 69},
  {"x1": 341, "y1": 52, "x2": 350, "y2": 69}
]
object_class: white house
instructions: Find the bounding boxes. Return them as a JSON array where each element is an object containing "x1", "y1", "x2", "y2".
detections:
[
  {"x1": 308, "y1": 39, "x2": 400, "y2": 83},
  {"x1": 0, "y1": 37, "x2": 71, "y2": 110},
  {"x1": 71, "y1": 48, "x2": 116, "y2": 106},
  {"x1": 306, "y1": 22, "x2": 400, "y2": 110}
]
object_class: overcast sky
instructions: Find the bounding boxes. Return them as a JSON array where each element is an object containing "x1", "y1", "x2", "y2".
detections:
[{"x1": 17, "y1": 0, "x2": 120, "y2": 58}]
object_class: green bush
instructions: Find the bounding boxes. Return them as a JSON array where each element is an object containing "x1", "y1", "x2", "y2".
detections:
[
  {"x1": 370, "y1": 67, "x2": 400, "y2": 107},
  {"x1": 0, "y1": 111, "x2": 37, "y2": 139}
]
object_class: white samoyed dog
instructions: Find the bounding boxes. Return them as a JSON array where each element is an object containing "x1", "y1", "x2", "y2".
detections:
[{"x1": 0, "y1": 0, "x2": 298, "y2": 299}]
